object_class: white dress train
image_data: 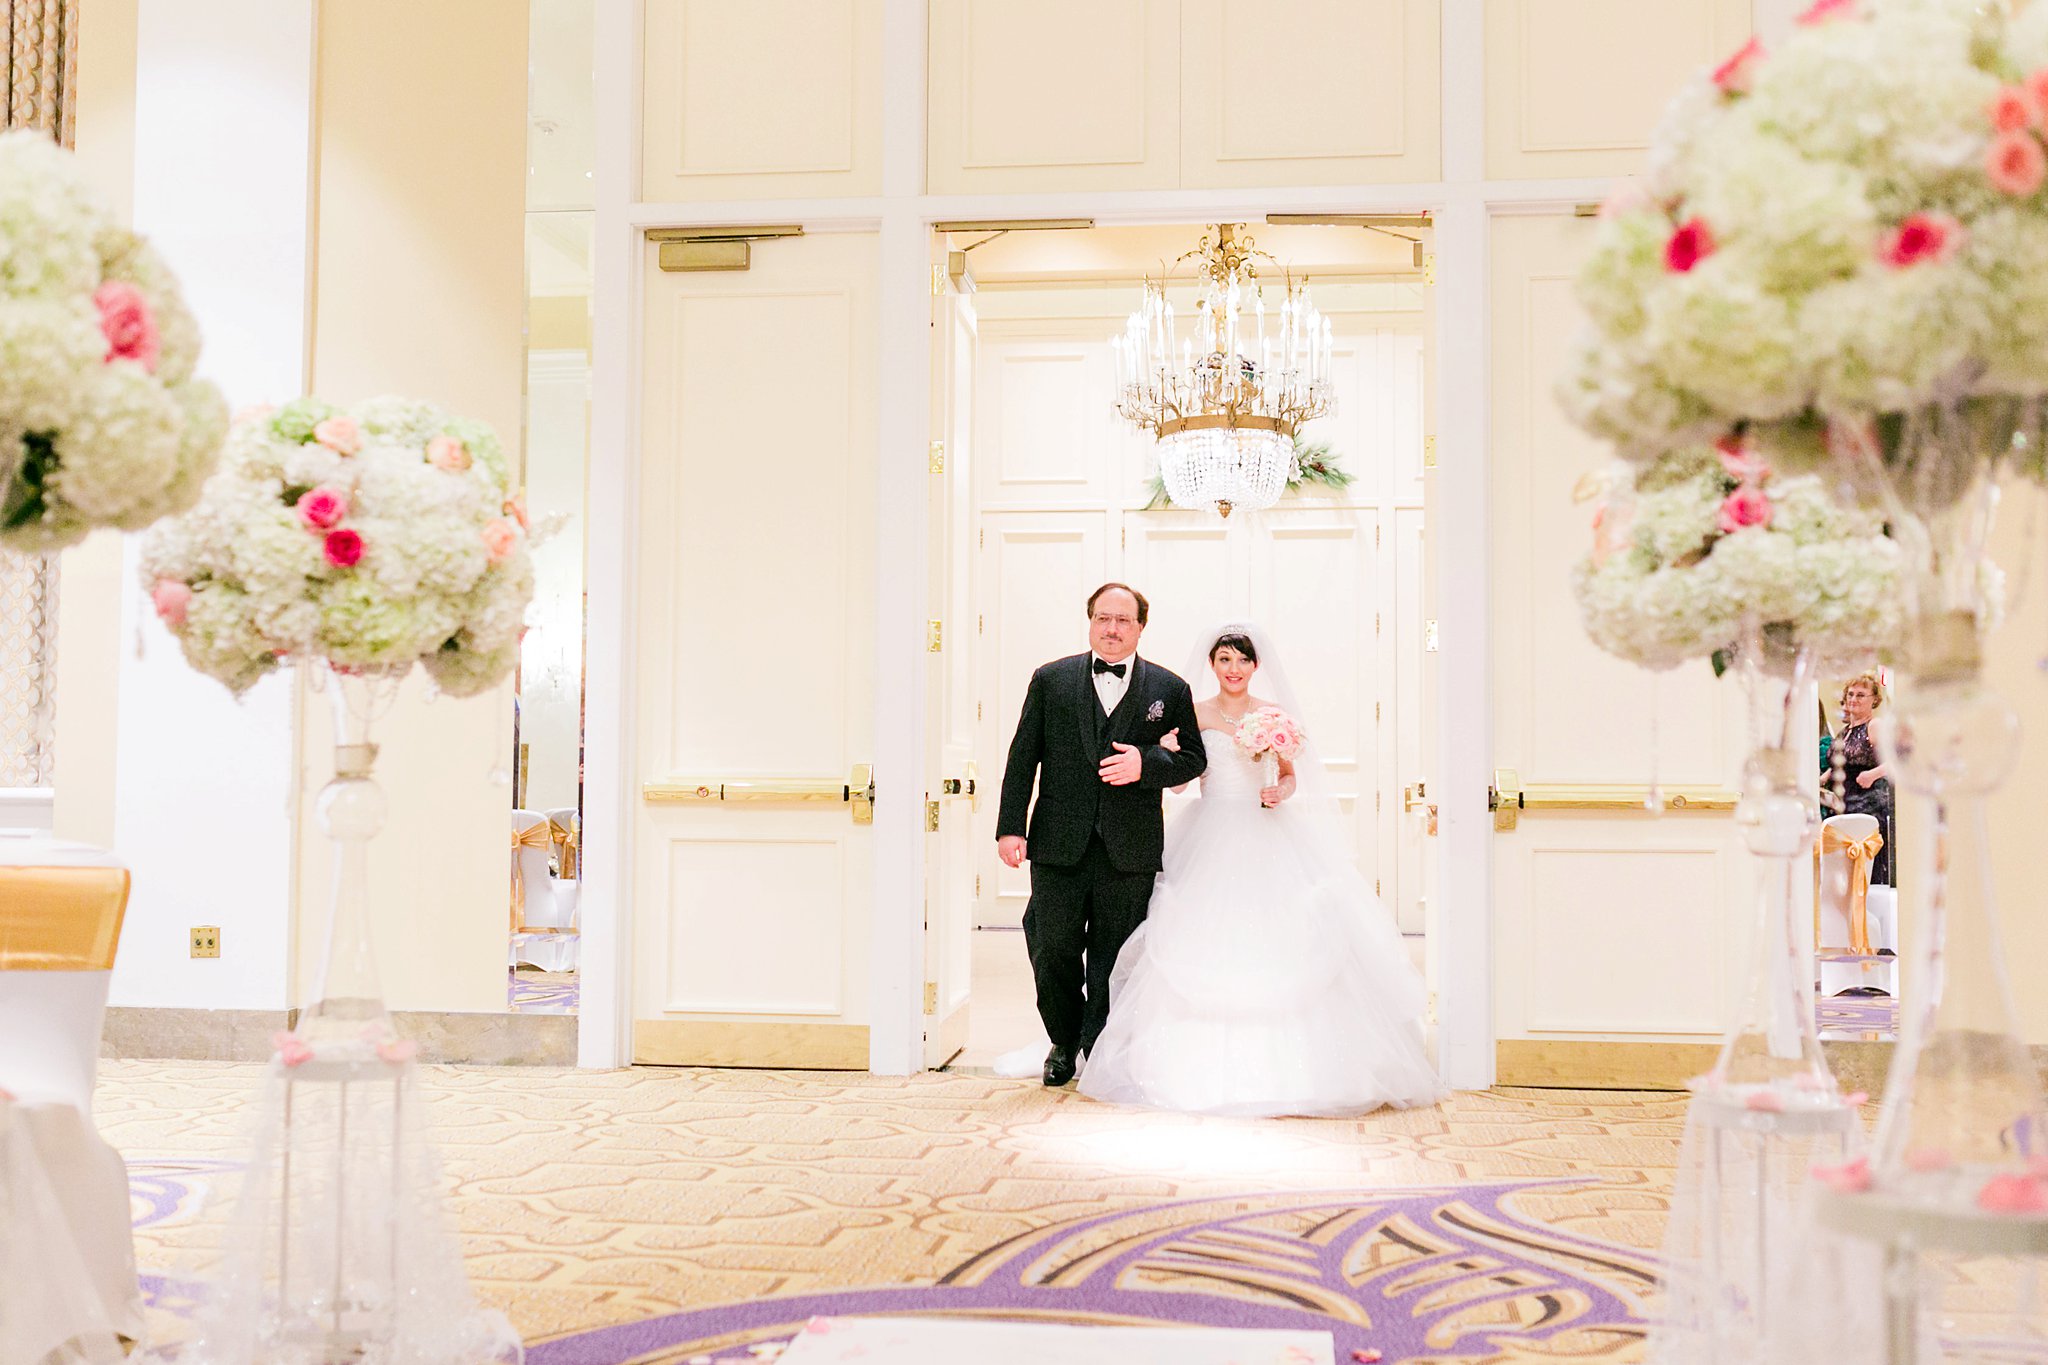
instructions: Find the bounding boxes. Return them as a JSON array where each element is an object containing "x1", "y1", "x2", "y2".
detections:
[{"x1": 1079, "y1": 728, "x2": 1445, "y2": 1118}]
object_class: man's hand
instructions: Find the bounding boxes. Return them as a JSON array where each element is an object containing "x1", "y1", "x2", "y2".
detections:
[
  {"x1": 1856, "y1": 769, "x2": 1878, "y2": 789},
  {"x1": 1158, "y1": 728, "x2": 1181, "y2": 753},
  {"x1": 1099, "y1": 742, "x2": 1143, "y2": 786},
  {"x1": 998, "y1": 835, "x2": 1027, "y2": 868}
]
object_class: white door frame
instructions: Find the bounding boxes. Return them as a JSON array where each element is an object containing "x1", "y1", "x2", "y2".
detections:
[{"x1": 581, "y1": 0, "x2": 1650, "y2": 1086}]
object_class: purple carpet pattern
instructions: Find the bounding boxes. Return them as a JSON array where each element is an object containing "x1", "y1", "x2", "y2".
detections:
[
  {"x1": 509, "y1": 968, "x2": 580, "y2": 1013},
  {"x1": 1816, "y1": 994, "x2": 1898, "y2": 1035},
  {"x1": 521, "y1": 1181, "x2": 1658, "y2": 1365}
]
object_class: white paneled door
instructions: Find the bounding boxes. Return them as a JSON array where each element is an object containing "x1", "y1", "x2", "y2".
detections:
[
  {"x1": 1488, "y1": 215, "x2": 1750, "y2": 1081},
  {"x1": 632, "y1": 232, "x2": 879, "y2": 1067},
  {"x1": 969, "y1": 307, "x2": 1425, "y2": 936}
]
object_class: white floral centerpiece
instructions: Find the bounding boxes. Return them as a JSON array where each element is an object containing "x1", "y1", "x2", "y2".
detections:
[
  {"x1": 1562, "y1": 0, "x2": 2048, "y2": 479},
  {"x1": 0, "y1": 129, "x2": 225, "y2": 548},
  {"x1": 1574, "y1": 439, "x2": 1905, "y2": 673},
  {"x1": 141, "y1": 395, "x2": 533, "y2": 696}
]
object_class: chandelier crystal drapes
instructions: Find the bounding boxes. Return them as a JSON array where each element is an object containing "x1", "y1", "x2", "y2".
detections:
[{"x1": 1112, "y1": 223, "x2": 1333, "y2": 516}]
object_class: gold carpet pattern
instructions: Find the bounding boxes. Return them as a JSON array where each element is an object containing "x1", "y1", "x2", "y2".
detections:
[{"x1": 96, "y1": 1061, "x2": 1689, "y2": 1359}]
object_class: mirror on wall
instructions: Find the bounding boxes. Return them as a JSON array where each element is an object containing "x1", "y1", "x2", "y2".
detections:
[{"x1": 506, "y1": 0, "x2": 592, "y2": 1015}]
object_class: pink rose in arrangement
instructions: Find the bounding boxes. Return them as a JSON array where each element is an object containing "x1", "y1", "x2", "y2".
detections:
[
  {"x1": 313, "y1": 415, "x2": 362, "y2": 456},
  {"x1": 93, "y1": 281, "x2": 160, "y2": 373},
  {"x1": 323, "y1": 528, "x2": 364, "y2": 568},
  {"x1": 151, "y1": 579, "x2": 191, "y2": 628},
  {"x1": 2027, "y1": 69, "x2": 2048, "y2": 119},
  {"x1": 1812, "y1": 1156, "x2": 1872, "y2": 1194},
  {"x1": 1880, "y1": 213, "x2": 1963, "y2": 269},
  {"x1": 1978, "y1": 1173, "x2": 2048, "y2": 1215},
  {"x1": 1718, "y1": 485, "x2": 1774, "y2": 534},
  {"x1": 481, "y1": 518, "x2": 519, "y2": 563},
  {"x1": 295, "y1": 484, "x2": 349, "y2": 530},
  {"x1": 1796, "y1": 0, "x2": 1855, "y2": 24},
  {"x1": 1990, "y1": 86, "x2": 2041, "y2": 134},
  {"x1": 1596, "y1": 181, "x2": 1651, "y2": 221},
  {"x1": 1987, "y1": 131, "x2": 2047, "y2": 197},
  {"x1": 426, "y1": 435, "x2": 472, "y2": 472},
  {"x1": 1663, "y1": 218, "x2": 1716, "y2": 274},
  {"x1": 1713, "y1": 38, "x2": 1765, "y2": 97},
  {"x1": 1715, "y1": 436, "x2": 1768, "y2": 484},
  {"x1": 503, "y1": 491, "x2": 529, "y2": 531},
  {"x1": 232, "y1": 403, "x2": 276, "y2": 429},
  {"x1": 272, "y1": 1031, "x2": 315, "y2": 1068}
]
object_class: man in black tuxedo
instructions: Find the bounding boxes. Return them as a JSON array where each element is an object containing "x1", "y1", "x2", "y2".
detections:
[{"x1": 997, "y1": 583, "x2": 1207, "y2": 1086}]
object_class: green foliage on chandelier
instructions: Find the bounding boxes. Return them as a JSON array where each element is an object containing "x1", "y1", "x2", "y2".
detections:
[{"x1": 1140, "y1": 436, "x2": 1355, "y2": 511}]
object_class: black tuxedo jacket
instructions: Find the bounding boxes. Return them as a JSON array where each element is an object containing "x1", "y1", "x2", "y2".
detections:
[{"x1": 996, "y1": 653, "x2": 1207, "y2": 874}]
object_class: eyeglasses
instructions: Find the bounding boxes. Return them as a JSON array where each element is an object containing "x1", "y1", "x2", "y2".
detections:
[{"x1": 1092, "y1": 613, "x2": 1139, "y2": 628}]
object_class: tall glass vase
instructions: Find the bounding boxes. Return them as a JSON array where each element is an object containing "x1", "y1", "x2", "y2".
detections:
[
  {"x1": 297, "y1": 666, "x2": 405, "y2": 1048},
  {"x1": 181, "y1": 663, "x2": 522, "y2": 1365},
  {"x1": 1767, "y1": 408, "x2": 2048, "y2": 1362},
  {"x1": 1650, "y1": 634, "x2": 1860, "y2": 1364}
]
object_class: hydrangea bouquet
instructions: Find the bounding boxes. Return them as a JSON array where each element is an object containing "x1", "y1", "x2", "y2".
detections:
[
  {"x1": 141, "y1": 396, "x2": 534, "y2": 696},
  {"x1": 1563, "y1": 0, "x2": 2048, "y2": 468},
  {"x1": 1574, "y1": 439, "x2": 1905, "y2": 673},
  {"x1": 0, "y1": 129, "x2": 226, "y2": 549}
]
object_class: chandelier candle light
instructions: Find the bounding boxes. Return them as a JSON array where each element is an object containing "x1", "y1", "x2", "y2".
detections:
[{"x1": 1113, "y1": 224, "x2": 1333, "y2": 516}]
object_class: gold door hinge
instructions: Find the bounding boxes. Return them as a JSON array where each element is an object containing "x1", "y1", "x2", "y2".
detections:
[
  {"x1": 1375, "y1": 878, "x2": 1382, "y2": 895},
  {"x1": 978, "y1": 614, "x2": 984, "y2": 634},
  {"x1": 923, "y1": 981, "x2": 939, "y2": 1013},
  {"x1": 931, "y1": 263, "x2": 945, "y2": 296},
  {"x1": 974, "y1": 874, "x2": 982, "y2": 897},
  {"x1": 927, "y1": 620, "x2": 943, "y2": 652},
  {"x1": 976, "y1": 701, "x2": 982, "y2": 722},
  {"x1": 929, "y1": 441, "x2": 945, "y2": 474},
  {"x1": 1375, "y1": 701, "x2": 1381, "y2": 723},
  {"x1": 1425, "y1": 619, "x2": 1440, "y2": 652},
  {"x1": 1375, "y1": 524, "x2": 1381, "y2": 548},
  {"x1": 1121, "y1": 525, "x2": 1127, "y2": 549},
  {"x1": 1423, "y1": 252, "x2": 1437, "y2": 286},
  {"x1": 1424, "y1": 435, "x2": 1438, "y2": 469},
  {"x1": 1375, "y1": 612, "x2": 1381, "y2": 635},
  {"x1": 925, "y1": 799, "x2": 940, "y2": 832},
  {"x1": 978, "y1": 527, "x2": 984, "y2": 548}
]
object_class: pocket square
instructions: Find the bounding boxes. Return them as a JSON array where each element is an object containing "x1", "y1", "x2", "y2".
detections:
[{"x1": 1146, "y1": 700, "x2": 1165, "y2": 722}]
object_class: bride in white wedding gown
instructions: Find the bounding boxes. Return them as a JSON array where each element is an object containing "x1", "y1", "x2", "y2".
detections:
[{"x1": 1079, "y1": 622, "x2": 1445, "y2": 1118}]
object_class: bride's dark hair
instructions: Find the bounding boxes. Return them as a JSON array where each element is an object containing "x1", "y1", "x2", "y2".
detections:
[{"x1": 1209, "y1": 631, "x2": 1258, "y2": 664}]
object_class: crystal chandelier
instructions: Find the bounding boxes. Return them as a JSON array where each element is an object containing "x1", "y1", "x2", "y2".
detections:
[{"x1": 1112, "y1": 223, "x2": 1334, "y2": 516}]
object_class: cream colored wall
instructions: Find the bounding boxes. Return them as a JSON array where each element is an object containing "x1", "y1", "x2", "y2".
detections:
[
  {"x1": 50, "y1": 0, "x2": 139, "y2": 852},
  {"x1": 1984, "y1": 486, "x2": 2048, "y2": 1046},
  {"x1": 298, "y1": 0, "x2": 530, "y2": 1014}
]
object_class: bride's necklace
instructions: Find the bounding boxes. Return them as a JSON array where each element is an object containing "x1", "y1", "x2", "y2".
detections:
[{"x1": 1216, "y1": 696, "x2": 1253, "y2": 726}]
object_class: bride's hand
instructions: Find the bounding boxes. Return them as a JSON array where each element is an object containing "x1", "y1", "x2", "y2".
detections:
[
  {"x1": 1260, "y1": 776, "x2": 1294, "y2": 807},
  {"x1": 1159, "y1": 728, "x2": 1181, "y2": 753}
]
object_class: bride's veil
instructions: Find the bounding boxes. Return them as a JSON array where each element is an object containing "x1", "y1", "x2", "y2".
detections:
[{"x1": 1179, "y1": 620, "x2": 1345, "y2": 830}]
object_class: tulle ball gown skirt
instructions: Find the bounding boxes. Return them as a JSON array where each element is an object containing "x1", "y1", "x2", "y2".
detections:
[{"x1": 1078, "y1": 779, "x2": 1445, "y2": 1119}]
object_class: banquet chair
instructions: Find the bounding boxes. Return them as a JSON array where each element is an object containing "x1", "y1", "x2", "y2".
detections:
[
  {"x1": 1817, "y1": 813, "x2": 1894, "y2": 998},
  {"x1": 509, "y1": 809, "x2": 579, "y2": 973},
  {"x1": 0, "y1": 832, "x2": 143, "y2": 1362},
  {"x1": 544, "y1": 807, "x2": 579, "y2": 882}
]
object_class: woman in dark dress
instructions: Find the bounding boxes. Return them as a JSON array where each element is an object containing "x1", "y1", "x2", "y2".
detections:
[{"x1": 1823, "y1": 672, "x2": 1894, "y2": 886}]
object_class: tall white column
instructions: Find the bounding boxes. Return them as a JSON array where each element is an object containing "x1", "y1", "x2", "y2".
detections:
[
  {"x1": 1433, "y1": 0, "x2": 1495, "y2": 1090},
  {"x1": 106, "y1": 0, "x2": 317, "y2": 1010}
]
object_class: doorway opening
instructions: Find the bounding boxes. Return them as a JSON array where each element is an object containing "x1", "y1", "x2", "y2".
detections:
[{"x1": 922, "y1": 219, "x2": 1440, "y2": 1074}]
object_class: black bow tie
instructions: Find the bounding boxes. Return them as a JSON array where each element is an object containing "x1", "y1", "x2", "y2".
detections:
[{"x1": 1092, "y1": 659, "x2": 1126, "y2": 679}]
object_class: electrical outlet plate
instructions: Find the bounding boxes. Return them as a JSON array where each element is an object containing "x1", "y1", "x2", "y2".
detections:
[{"x1": 190, "y1": 925, "x2": 220, "y2": 958}]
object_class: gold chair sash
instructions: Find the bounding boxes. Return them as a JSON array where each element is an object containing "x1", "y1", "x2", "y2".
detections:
[
  {"x1": 1821, "y1": 826, "x2": 1885, "y2": 955},
  {"x1": 511, "y1": 822, "x2": 552, "y2": 932},
  {"x1": 0, "y1": 866, "x2": 130, "y2": 970},
  {"x1": 547, "y1": 816, "x2": 579, "y2": 882}
]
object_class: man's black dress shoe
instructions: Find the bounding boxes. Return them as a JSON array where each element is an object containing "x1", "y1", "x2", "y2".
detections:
[{"x1": 1043, "y1": 1044, "x2": 1077, "y2": 1087}]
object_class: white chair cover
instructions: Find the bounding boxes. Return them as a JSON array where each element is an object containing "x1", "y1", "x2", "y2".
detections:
[
  {"x1": 0, "y1": 833, "x2": 142, "y2": 1362},
  {"x1": 543, "y1": 806, "x2": 579, "y2": 882},
  {"x1": 1816, "y1": 813, "x2": 1895, "y2": 1000},
  {"x1": 509, "y1": 810, "x2": 578, "y2": 974}
]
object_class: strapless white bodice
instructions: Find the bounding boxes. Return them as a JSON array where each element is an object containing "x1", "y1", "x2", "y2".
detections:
[{"x1": 1197, "y1": 727, "x2": 1264, "y2": 800}]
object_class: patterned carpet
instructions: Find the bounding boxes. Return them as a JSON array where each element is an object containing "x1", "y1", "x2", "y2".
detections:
[
  {"x1": 509, "y1": 967, "x2": 581, "y2": 1013},
  {"x1": 98, "y1": 1063, "x2": 1686, "y2": 1363}
]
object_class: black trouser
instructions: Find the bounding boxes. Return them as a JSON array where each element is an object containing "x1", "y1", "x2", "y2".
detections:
[{"x1": 1023, "y1": 833, "x2": 1155, "y2": 1055}]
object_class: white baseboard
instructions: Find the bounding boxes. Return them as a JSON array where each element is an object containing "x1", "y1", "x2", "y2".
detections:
[{"x1": 0, "y1": 787, "x2": 54, "y2": 831}]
